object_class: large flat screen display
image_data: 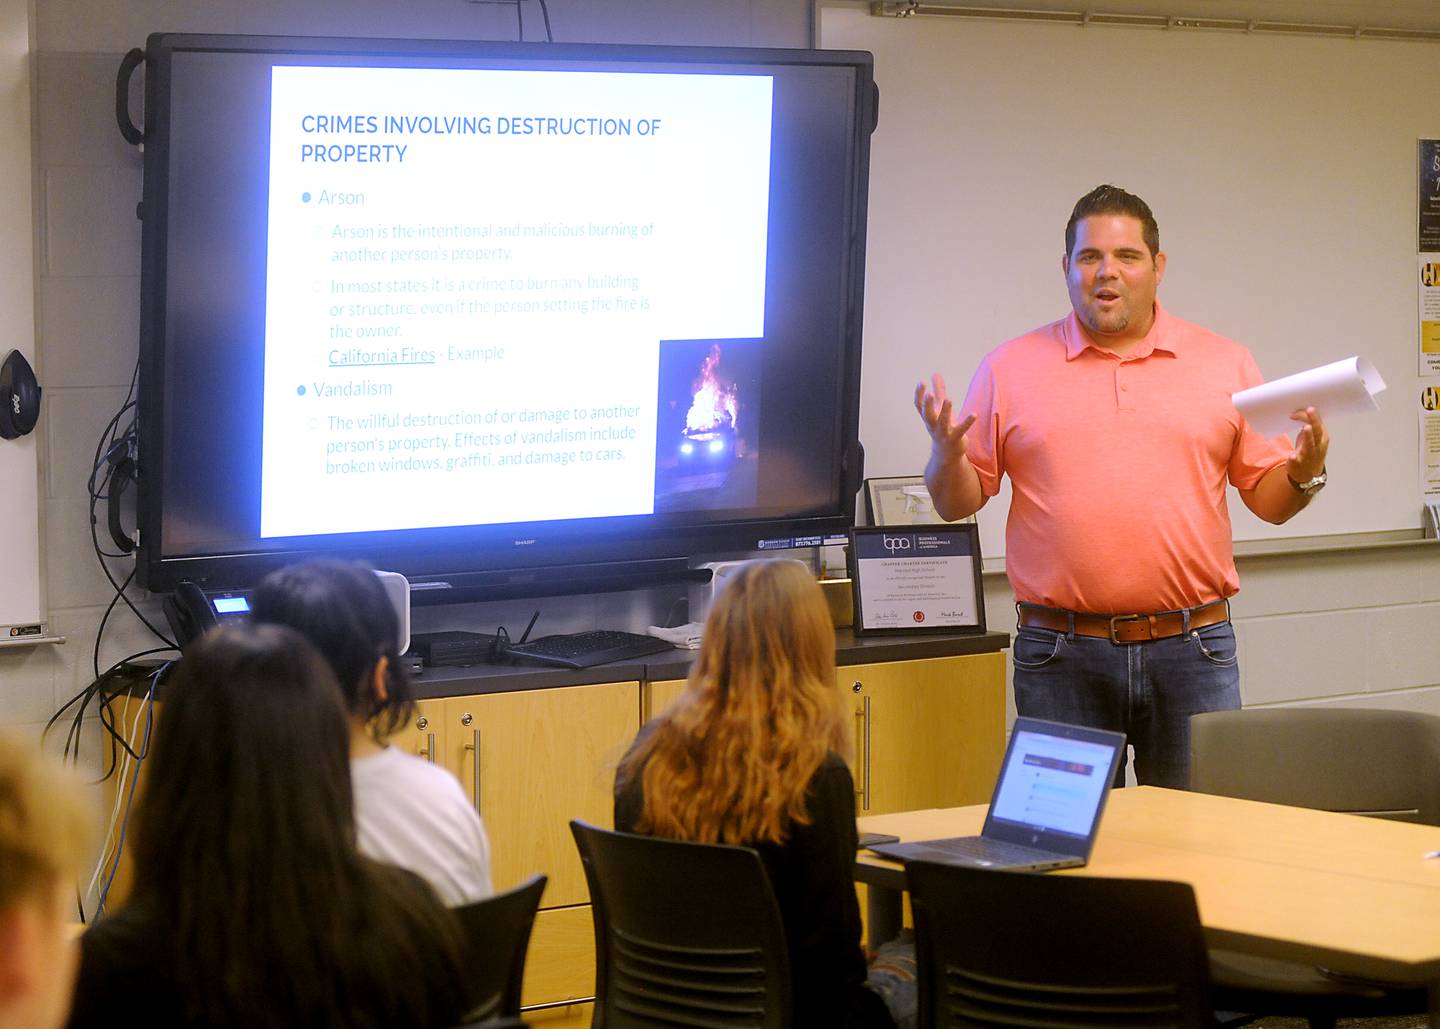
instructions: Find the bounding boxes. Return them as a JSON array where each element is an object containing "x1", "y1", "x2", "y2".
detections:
[{"x1": 135, "y1": 34, "x2": 874, "y2": 593}]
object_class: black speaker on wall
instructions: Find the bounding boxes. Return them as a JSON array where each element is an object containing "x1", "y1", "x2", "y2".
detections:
[{"x1": 0, "y1": 350, "x2": 41, "y2": 439}]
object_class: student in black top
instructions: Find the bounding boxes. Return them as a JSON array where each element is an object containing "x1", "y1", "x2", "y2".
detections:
[
  {"x1": 614, "y1": 559, "x2": 912, "y2": 1028},
  {"x1": 67, "y1": 625, "x2": 468, "y2": 1029}
]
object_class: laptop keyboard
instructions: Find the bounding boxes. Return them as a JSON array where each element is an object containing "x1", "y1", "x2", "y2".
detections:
[{"x1": 918, "y1": 836, "x2": 1070, "y2": 868}]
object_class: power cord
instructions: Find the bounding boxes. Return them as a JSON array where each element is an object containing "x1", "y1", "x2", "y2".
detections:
[
  {"x1": 87, "y1": 668, "x2": 159, "y2": 920},
  {"x1": 85, "y1": 358, "x2": 177, "y2": 667},
  {"x1": 490, "y1": 609, "x2": 540, "y2": 660},
  {"x1": 45, "y1": 654, "x2": 173, "y2": 922}
]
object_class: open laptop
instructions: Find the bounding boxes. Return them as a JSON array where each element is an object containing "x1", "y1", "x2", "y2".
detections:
[{"x1": 867, "y1": 717, "x2": 1126, "y2": 872}]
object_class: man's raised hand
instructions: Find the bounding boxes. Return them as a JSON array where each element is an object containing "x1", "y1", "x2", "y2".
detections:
[{"x1": 915, "y1": 373, "x2": 976, "y2": 461}]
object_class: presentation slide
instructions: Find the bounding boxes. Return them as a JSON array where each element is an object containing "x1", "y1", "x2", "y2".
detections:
[
  {"x1": 989, "y1": 731, "x2": 1113, "y2": 837},
  {"x1": 259, "y1": 65, "x2": 772, "y2": 538}
]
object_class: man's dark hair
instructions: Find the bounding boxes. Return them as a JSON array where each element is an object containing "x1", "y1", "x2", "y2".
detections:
[{"x1": 1065, "y1": 184, "x2": 1160, "y2": 259}]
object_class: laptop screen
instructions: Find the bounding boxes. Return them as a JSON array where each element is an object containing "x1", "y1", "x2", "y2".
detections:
[{"x1": 982, "y1": 718, "x2": 1126, "y2": 852}]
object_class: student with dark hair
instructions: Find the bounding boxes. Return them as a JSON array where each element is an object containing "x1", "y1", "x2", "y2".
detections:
[
  {"x1": 615, "y1": 559, "x2": 914, "y2": 1028},
  {"x1": 67, "y1": 624, "x2": 469, "y2": 1029},
  {"x1": 249, "y1": 559, "x2": 492, "y2": 905}
]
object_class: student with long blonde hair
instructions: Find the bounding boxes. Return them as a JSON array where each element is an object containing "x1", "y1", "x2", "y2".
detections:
[
  {"x1": 0, "y1": 734, "x2": 92, "y2": 1029},
  {"x1": 615, "y1": 559, "x2": 910, "y2": 1027}
]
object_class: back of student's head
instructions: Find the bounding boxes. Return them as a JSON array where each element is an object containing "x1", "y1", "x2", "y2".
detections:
[
  {"x1": 0, "y1": 733, "x2": 93, "y2": 1029},
  {"x1": 132, "y1": 622, "x2": 355, "y2": 894},
  {"x1": 129, "y1": 624, "x2": 462, "y2": 1028},
  {"x1": 618, "y1": 558, "x2": 849, "y2": 846},
  {"x1": 0, "y1": 733, "x2": 92, "y2": 920},
  {"x1": 696, "y1": 558, "x2": 838, "y2": 702},
  {"x1": 249, "y1": 558, "x2": 415, "y2": 739}
]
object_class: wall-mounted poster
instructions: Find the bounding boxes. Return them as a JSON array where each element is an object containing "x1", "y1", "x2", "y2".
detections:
[
  {"x1": 1421, "y1": 139, "x2": 1440, "y2": 252},
  {"x1": 1422, "y1": 385, "x2": 1440, "y2": 531},
  {"x1": 1422, "y1": 256, "x2": 1440, "y2": 376},
  {"x1": 1420, "y1": 140, "x2": 1440, "y2": 375}
]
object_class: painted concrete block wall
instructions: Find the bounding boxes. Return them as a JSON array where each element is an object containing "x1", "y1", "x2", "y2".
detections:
[{"x1": 982, "y1": 542, "x2": 1440, "y2": 726}]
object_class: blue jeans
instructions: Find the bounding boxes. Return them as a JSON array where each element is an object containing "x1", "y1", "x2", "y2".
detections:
[{"x1": 1010, "y1": 619, "x2": 1241, "y2": 789}]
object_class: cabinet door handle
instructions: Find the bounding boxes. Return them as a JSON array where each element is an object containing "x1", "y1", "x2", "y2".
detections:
[
  {"x1": 859, "y1": 695, "x2": 872, "y2": 811},
  {"x1": 463, "y1": 728, "x2": 482, "y2": 814},
  {"x1": 421, "y1": 731, "x2": 435, "y2": 764},
  {"x1": 854, "y1": 704, "x2": 865, "y2": 799}
]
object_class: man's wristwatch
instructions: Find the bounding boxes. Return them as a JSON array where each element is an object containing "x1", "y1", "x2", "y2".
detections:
[{"x1": 1288, "y1": 469, "x2": 1327, "y2": 496}]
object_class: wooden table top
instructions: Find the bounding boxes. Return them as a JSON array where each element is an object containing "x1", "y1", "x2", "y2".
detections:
[{"x1": 857, "y1": 786, "x2": 1440, "y2": 982}]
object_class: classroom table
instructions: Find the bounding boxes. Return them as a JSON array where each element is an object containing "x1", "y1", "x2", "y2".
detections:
[{"x1": 857, "y1": 786, "x2": 1440, "y2": 1024}]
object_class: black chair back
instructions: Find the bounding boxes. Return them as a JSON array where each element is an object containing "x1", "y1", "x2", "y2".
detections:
[
  {"x1": 570, "y1": 819, "x2": 792, "y2": 1028},
  {"x1": 452, "y1": 873, "x2": 547, "y2": 1021},
  {"x1": 907, "y1": 860, "x2": 1211, "y2": 1028}
]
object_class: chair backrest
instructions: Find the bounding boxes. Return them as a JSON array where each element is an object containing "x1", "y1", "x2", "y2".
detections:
[
  {"x1": 452, "y1": 873, "x2": 548, "y2": 1021},
  {"x1": 907, "y1": 860, "x2": 1212, "y2": 1029},
  {"x1": 1190, "y1": 707, "x2": 1440, "y2": 824},
  {"x1": 569, "y1": 819, "x2": 792, "y2": 1029}
]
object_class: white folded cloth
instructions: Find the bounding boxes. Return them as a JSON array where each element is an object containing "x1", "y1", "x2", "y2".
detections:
[{"x1": 647, "y1": 622, "x2": 704, "y2": 649}]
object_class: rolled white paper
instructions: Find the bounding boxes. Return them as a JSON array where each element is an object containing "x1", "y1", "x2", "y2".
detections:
[{"x1": 1232, "y1": 356, "x2": 1386, "y2": 438}]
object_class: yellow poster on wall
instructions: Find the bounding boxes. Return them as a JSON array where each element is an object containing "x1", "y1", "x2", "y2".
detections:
[{"x1": 1423, "y1": 257, "x2": 1440, "y2": 373}]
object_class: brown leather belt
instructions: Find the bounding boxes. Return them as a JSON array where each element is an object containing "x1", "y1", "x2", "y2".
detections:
[{"x1": 1017, "y1": 599, "x2": 1230, "y2": 644}]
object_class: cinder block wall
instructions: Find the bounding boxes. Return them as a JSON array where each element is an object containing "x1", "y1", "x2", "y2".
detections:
[{"x1": 983, "y1": 541, "x2": 1440, "y2": 724}]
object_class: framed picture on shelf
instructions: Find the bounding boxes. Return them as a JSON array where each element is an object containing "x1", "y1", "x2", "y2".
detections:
[{"x1": 864, "y1": 476, "x2": 975, "y2": 526}]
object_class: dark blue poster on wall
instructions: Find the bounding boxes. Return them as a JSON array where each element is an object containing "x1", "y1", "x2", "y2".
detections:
[{"x1": 1420, "y1": 139, "x2": 1440, "y2": 252}]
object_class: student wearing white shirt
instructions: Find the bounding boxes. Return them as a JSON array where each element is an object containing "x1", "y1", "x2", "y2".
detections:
[{"x1": 251, "y1": 559, "x2": 493, "y2": 905}]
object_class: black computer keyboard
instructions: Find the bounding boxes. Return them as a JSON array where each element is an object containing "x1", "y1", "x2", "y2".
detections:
[{"x1": 503, "y1": 629, "x2": 673, "y2": 669}]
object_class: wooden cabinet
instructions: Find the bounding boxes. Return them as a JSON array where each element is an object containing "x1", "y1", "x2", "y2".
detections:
[
  {"x1": 643, "y1": 677, "x2": 686, "y2": 720},
  {"x1": 842, "y1": 652, "x2": 1006, "y2": 816},
  {"x1": 389, "y1": 697, "x2": 446, "y2": 764},
  {"x1": 649, "y1": 655, "x2": 1005, "y2": 818},
  {"x1": 522, "y1": 905, "x2": 596, "y2": 1010},
  {"x1": 523, "y1": 1002, "x2": 594, "y2": 1028},
  {"x1": 389, "y1": 683, "x2": 640, "y2": 1015},
  {"x1": 443, "y1": 682, "x2": 639, "y2": 909},
  {"x1": 425, "y1": 681, "x2": 637, "y2": 1016}
]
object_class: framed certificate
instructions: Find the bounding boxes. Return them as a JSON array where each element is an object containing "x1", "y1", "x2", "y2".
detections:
[{"x1": 848, "y1": 524, "x2": 985, "y2": 636}]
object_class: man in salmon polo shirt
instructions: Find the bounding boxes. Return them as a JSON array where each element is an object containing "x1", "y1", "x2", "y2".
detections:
[{"x1": 914, "y1": 184, "x2": 1330, "y2": 789}]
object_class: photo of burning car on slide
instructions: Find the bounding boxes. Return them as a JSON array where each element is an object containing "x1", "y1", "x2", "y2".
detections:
[{"x1": 653, "y1": 339, "x2": 761, "y2": 511}]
